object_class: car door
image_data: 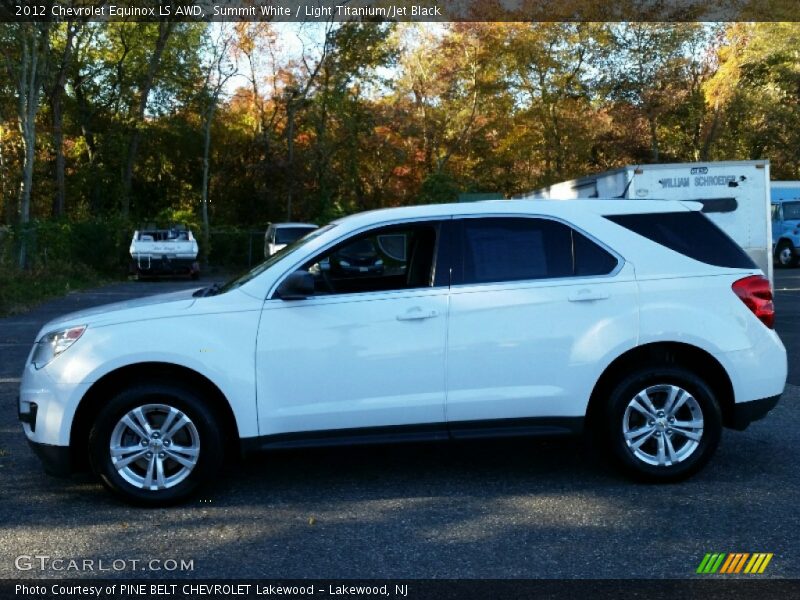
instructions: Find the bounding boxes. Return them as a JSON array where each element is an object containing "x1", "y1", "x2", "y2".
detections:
[
  {"x1": 255, "y1": 220, "x2": 452, "y2": 438},
  {"x1": 445, "y1": 216, "x2": 639, "y2": 435}
]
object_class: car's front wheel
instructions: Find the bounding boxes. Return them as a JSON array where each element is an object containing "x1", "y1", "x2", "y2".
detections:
[
  {"x1": 604, "y1": 367, "x2": 722, "y2": 482},
  {"x1": 88, "y1": 383, "x2": 223, "y2": 505}
]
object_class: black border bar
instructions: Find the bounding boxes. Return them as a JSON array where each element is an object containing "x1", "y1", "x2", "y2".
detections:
[
  {"x1": 3, "y1": 580, "x2": 800, "y2": 600},
  {"x1": 2, "y1": 0, "x2": 800, "y2": 23}
]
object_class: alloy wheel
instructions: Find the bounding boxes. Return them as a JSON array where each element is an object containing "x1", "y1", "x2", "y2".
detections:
[
  {"x1": 109, "y1": 404, "x2": 200, "y2": 491},
  {"x1": 622, "y1": 385, "x2": 704, "y2": 467}
]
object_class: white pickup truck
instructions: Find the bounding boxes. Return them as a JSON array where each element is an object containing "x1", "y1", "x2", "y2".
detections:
[{"x1": 129, "y1": 226, "x2": 200, "y2": 279}]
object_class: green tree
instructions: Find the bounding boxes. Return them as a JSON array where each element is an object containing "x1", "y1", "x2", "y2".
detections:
[{"x1": 1, "y1": 22, "x2": 49, "y2": 266}]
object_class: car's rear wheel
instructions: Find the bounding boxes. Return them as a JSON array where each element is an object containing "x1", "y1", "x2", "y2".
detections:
[
  {"x1": 88, "y1": 383, "x2": 223, "y2": 505},
  {"x1": 604, "y1": 367, "x2": 721, "y2": 482},
  {"x1": 776, "y1": 240, "x2": 797, "y2": 268}
]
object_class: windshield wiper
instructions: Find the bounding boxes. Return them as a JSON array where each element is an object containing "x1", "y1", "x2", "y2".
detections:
[{"x1": 193, "y1": 282, "x2": 222, "y2": 298}]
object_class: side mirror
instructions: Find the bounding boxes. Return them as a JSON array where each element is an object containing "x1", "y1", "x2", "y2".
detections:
[{"x1": 276, "y1": 270, "x2": 315, "y2": 300}]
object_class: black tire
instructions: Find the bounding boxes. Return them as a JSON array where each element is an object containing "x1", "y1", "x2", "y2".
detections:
[
  {"x1": 775, "y1": 240, "x2": 797, "y2": 268},
  {"x1": 603, "y1": 367, "x2": 722, "y2": 482},
  {"x1": 88, "y1": 382, "x2": 224, "y2": 506}
]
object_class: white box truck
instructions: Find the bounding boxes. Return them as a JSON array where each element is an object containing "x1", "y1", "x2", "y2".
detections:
[{"x1": 522, "y1": 160, "x2": 773, "y2": 284}]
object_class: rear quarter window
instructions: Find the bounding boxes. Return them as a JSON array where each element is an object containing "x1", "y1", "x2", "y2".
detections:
[{"x1": 606, "y1": 211, "x2": 756, "y2": 269}]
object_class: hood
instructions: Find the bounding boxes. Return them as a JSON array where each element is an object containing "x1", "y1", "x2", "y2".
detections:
[
  {"x1": 37, "y1": 288, "x2": 200, "y2": 337},
  {"x1": 779, "y1": 219, "x2": 800, "y2": 228}
]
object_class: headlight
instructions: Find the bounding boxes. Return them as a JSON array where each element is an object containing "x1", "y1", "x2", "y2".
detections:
[
  {"x1": 32, "y1": 326, "x2": 87, "y2": 369},
  {"x1": 339, "y1": 260, "x2": 351, "y2": 267}
]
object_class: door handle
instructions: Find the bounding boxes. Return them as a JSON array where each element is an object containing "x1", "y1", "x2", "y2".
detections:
[
  {"x1": 397, "y1": 307, "x2": 439, "y2": 321},
  {"x1": 568, "y1": 289, "x2": 609, "y2": 302}
]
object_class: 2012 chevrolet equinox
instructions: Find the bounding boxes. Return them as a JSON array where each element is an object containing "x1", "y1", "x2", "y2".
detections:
[{"x1": 19, "y1": 200, "x2": 786, "y2": 504}]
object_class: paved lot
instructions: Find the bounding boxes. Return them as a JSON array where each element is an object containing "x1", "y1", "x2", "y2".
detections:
[{"x1": 0, "y1": 272, "x2": 798, "y2": 579}]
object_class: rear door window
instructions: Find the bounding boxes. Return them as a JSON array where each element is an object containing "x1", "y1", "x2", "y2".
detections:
[
  {"x1": 606, "y1": 211, "x2": 756, "y2": 269},
  {"x1": 456, "y1": 217, "x2": 618, "y2": 285}
]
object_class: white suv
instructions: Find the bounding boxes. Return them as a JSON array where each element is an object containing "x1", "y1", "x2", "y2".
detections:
[{"x1": 19, "y1": 200, "x2": 786, "y2": 505}]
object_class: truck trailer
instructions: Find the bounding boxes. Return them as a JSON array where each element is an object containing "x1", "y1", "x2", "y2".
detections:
[{"x1": 522, "y1": 160, "x2": 773, "y2": 284}]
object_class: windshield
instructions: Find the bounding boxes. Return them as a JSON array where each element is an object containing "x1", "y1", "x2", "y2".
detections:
[
  {"x1": 217, "y1": 224, "x2": 336, "y2": 294},
  {"x1": 782, "y1": 202, "x2": 800, "y2": 220},
  {"x1": 139, "y1": 229, "x2": 190, "y2": 241},
  {"x1": 275, "y1": 226, "x2": 317, "y2": 245}
]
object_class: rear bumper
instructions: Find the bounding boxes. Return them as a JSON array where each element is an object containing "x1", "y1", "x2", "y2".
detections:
[
  {"x1": 729, "y1": 394, "x2": 781, "y2": 430},
  {"x1": 27, "y1": 440, "x2": 72, "y2": 477},
  {"x1": 131, "y1": 257, "x2": 198, "y2": 274}
]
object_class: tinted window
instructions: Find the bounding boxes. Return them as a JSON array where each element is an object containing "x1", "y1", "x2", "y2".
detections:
[
  {"x1": 573, "y1": 230, "x2": 619, "y2": 276},
  {"x1": 459, "y1": 218, "x2": 617, "y2": 285},
  {"x1": 607, "y1": 211, "x2": 756, "y2": 269},
  {"x1": 693, "y1": 198, "x2": 737, "y2": 214},
  {"x1": 302, "y1": 223, "x2": 440, "y2": 295}
]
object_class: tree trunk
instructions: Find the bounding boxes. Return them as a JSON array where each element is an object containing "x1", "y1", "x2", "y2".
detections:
[
  {"x1": 286, "y1": 101, "x2": 295, "y2": 221},
  {"x1": 74, "y1": 84, "x2": 101, "y2": 213},
  {"x1": 120, "y1": 22, "x2": 173, "y2": 219},
  {"x1": 51, "y1": 97, "x2": 66, "y2": 217},
  {"x1": 50, "y1": 23, "x2": 79, "y2": 218},
  {"x1": 701, "y1": 100, "x2": 721, "y2": 161},
  {"x1": 648, "y1": 114, "x2": 660, "y2": 162},
  {"x1": 0, "y1": 124, "x2": 13, "y2": 225},
  {"x1": 14, "y1": 24, "x2": 49, "y2": 269},
  {"x1": 201, "y1": 110, "x2": 213, "y2": 265}
]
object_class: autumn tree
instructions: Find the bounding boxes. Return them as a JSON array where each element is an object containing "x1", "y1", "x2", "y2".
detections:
[
  {"x1": 707, "y1": 23, "x2": 800, "y2": 177},
  {"x1": 198, "y1": 24, "x2": 237, "y2": 259},
  {"x1": 1, "y1": 22, "x2": 49, "y2": 266},
  {"x1": 602, "y1": 23, "x2": 712, "y2": 162}
]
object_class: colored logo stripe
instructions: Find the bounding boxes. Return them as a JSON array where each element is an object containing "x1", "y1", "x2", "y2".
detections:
[
  {"x1": 697, "y1": 553, "x2": 773, "y2": 574},
  {"x1": 697, "y1": 553, "x2": 725, "y2": 574},
  {"x1": 720, "y1": 553, "x2": 749, "y2": 573},
  {"x1": 744, "y1": 553, "x2": 774, "y2": 574}
]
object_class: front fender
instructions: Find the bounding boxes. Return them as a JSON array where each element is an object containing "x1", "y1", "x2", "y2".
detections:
[{"x1": 40, "y1": 310, "x2": 261, "y2": 444}]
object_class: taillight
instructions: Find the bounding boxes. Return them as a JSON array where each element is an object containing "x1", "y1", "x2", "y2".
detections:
[{"x1": 732, "y1": 275, "x2": 775, "y2": 329}]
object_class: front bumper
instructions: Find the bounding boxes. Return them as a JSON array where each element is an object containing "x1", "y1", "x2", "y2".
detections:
[
  {"x1": 27, "y1": 440, "x2": 72, "y2": 477},
  {"x1": 729, "y1": 394, "x2": 781, "y2": 431}
]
